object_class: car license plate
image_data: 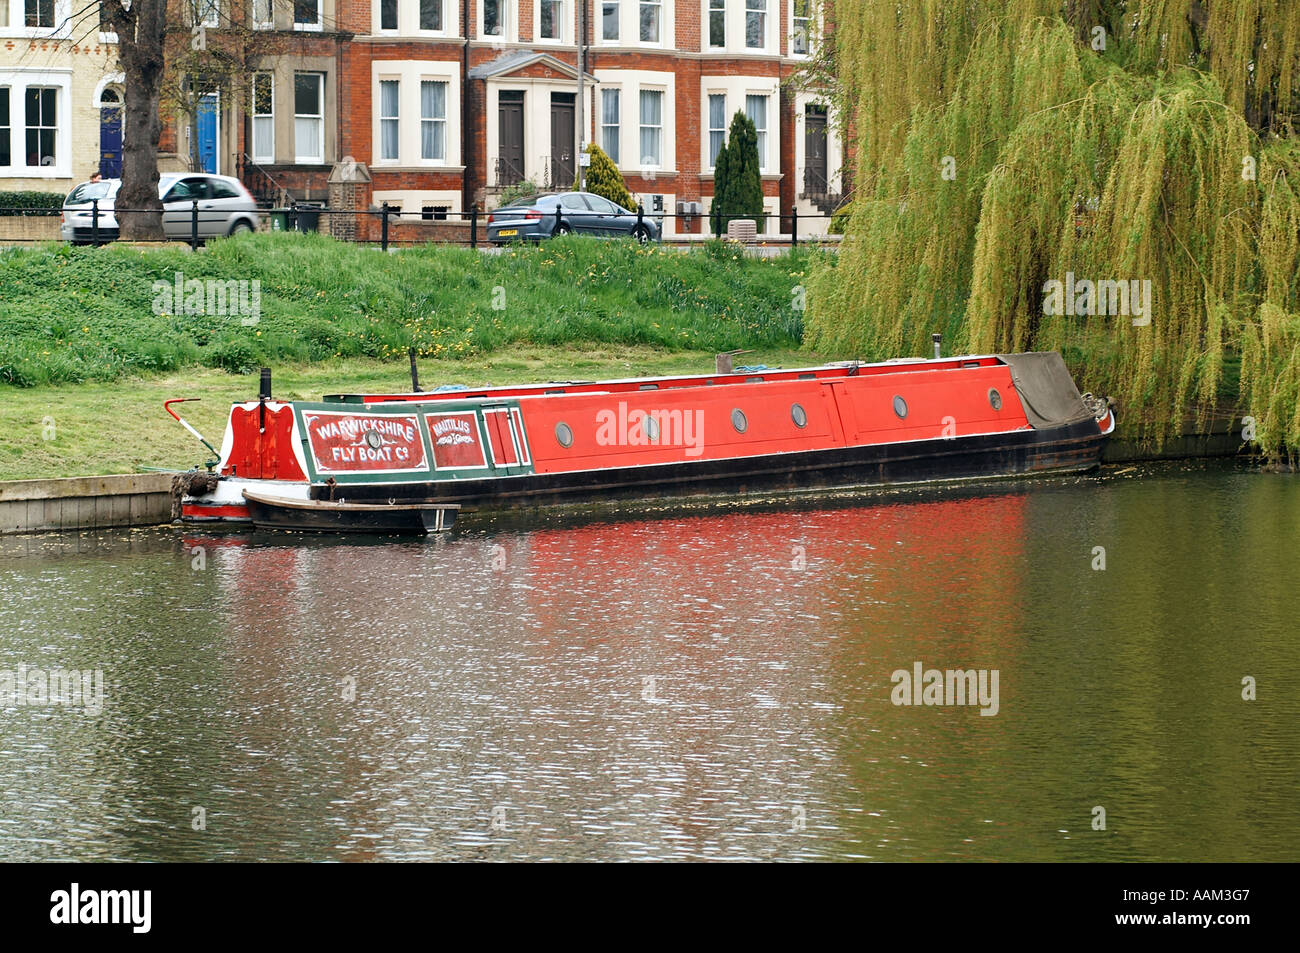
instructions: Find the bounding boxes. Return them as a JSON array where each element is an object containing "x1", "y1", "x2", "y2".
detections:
[{"x1": 499, "y1": 228, "x2": 517, "y2": 237}]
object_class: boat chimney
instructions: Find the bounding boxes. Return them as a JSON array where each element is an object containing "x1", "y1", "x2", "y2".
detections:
[
  {"x1": 259, "y1": 367, "x2": 272, "y2": 434},
  {"x1": 932, "y1": 333, "x2": 942, "y2": 360},
  {"x1": 409, "y1": 347, "x2": 422, "y2": 392}
]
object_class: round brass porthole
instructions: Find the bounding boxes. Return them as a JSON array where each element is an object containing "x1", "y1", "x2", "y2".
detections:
[
  {"x1": 731, "y1": 408, "x2": 748, "y2": 433},
  {"x1": 988, "y1": 388, "x2": 1003, "y2": 411},
  {"x1": 791, "y1": 403, "x2": 808, "y2": 428},
  {"x1": 364, "y1": 429, "x2": 384, "y2": 449},
  {"x1": 642, "y1": 414, "x2": 660, "y2": 442},
  {"x1": 893, "y1": 395, "x2": 908, "y2": 419},
  {"x1": 555, "y1": 422, "x2": 574, "y2": 447}
]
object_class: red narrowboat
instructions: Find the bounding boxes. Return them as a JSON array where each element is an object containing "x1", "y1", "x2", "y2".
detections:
[{"x1": 173, "y1": 351, "x2": 1115, "y2": 531}]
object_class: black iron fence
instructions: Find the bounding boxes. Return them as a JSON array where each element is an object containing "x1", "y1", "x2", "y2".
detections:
[{"x1": 0, "y1": 201, "x2": 842, "y2": 252}]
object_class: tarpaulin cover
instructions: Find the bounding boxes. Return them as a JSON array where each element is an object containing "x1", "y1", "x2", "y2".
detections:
[{"x1": 996, "y1": 352, "x2": 1093, "y2": 430}]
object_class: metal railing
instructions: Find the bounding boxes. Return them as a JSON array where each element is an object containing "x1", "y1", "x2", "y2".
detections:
[
  {"x1": 0, "y1": 202, "x2": 843, "y2": 252},
  {"x1": 492, "y1": 157, "x2": 525, "y2": 188}
]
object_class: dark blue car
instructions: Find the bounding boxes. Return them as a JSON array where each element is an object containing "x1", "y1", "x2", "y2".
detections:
[{"x1": 487, "y1": 191, "x2": 661, "y2": 244}]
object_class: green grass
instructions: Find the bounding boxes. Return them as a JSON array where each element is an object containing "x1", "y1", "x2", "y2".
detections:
[
  {"x1": 0, "y1": 232, "x2": 817, "y2": 387},
  {"x1": 0, "y1": 346, "x2": 822, "y2": 481}
]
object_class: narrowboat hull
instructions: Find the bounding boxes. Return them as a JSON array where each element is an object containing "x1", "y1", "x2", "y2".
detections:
[
  {"x1": 242, "y1": 490, "x2": 459, "y2": 535},
  {"x1": 175, "y1": 351, "x2": 1117, "y2": 529},
  {"x1": 333, "y1": 415, "x2": 1109, "y2": 509}
]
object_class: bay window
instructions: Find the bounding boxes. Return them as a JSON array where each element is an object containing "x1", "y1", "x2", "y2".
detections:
[{"x1": 601, "y1": 1, "x2": 618, "y2": 40}]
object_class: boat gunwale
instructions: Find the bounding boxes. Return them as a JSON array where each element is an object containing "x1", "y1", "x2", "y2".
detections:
[{"x1": 242, "y1": 489, "x2": 461, "y2": 513}]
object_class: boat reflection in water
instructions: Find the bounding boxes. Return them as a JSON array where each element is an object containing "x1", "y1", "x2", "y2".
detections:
[{"x1": 9, "y1": 462, "x2": 1295, "y2": 861}]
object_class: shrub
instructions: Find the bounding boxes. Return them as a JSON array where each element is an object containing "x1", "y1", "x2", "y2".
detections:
[
  {"x1": 711, "y1": 112, "x2": 765, "y2": 236},
  {"x1": 582, "y1": 143, "x2": 636, "y2": 211},
  {"x1": 0, "y1": 191, "x2": 65, "y2": 217}
]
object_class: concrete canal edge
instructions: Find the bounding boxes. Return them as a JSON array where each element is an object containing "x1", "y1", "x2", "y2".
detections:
[{"x1": 0, "y1": 474, "x2": 175, "y2": 535}]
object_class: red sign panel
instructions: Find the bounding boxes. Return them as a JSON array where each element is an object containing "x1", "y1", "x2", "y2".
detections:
[
  {"x1": 426, "y1": 411, "x2": 489, "y2": 470},
  {"x1": 302, "y1": 411, "x2": 427, "y2": 473}
]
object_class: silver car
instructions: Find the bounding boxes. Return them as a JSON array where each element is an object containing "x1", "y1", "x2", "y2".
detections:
[
  {"x1": 487, "y1": 192, "x2": 662, "y2": 244},
  {"x1": 61, "y1": 173, "x2": 262, "y2": 244}
]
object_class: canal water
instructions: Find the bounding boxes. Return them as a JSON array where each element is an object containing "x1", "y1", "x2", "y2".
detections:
[{"x1": 0, "y1": 460, "x2": 1296, "y2": 862}]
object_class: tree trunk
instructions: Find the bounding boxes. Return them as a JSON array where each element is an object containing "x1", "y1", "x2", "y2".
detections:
[{"x1": 110, "y1": 1, "x2": 167, "y2": 241}]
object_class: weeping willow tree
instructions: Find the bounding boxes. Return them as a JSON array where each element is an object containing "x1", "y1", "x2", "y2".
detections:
[{"x1": 810, "y1": 0, "x2": 1300, "y2": 458}]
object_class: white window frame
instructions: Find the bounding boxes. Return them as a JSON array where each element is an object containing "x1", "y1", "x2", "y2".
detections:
[
  {"x1": 0, "y1": 85, "x2": 11, "y2": 170},
  {"x1": 744, "y1": 0, "x2": 767, "y2": 51},
  {"x1": 2, "y1": 0, "x2": 73, "y2": 38},
  {"x1": 293, "y1": 71, "x2": 325, "y2": 164},
  {"x1": 250, "y1": 0, "x2": 274, "y2": 30},
  {"x1": 479, "y1": 0, "x2": 512, "y2": 40},
  {"x1": 417, "y1": 0, "x2": 447, "y2": 33},
  {"x1": 251, "y1": 71, "x2": 274, "y2": 163},
  {"x1": 745, "y1": 91, "x2": 768, "y2": 171},
  {"x1": 378, "y1": 0, "x2": 398, "y2": 31},
  {"x1": 600, "y1": 87, "x2": 620, "y2": 163},
  {"x1": 790, "y1": 0, "x2": 813, "y2": 57},
  {"x1": 600, "y1": 0, "x2": 619, "y2": 42},
  {"x1": 706, "y1": 0, "x2": 725, "y2": 50},
  {"x1": 637, "y1": 0, "x2": 662, "y2": 45},
  {"x1": 420, "y1": 78, "x2": 447, "y2": 162},
  {"x1": 536, "y1": 0, "x2": 565, "y2": 43},
  {"x1": 0, "y1": 70, "x2": 70, "y2": 178},
  {"x1": 706, "y1": 92, "x2": 726, "y2": 169},
  {"x1": 195, "y1": 0, "x2": 219, "y2": 28},
  {"x1": 378, "y1": 78, "x2": 400, "y2": 162},
  {"x1": 292, "y1": 0, "x2": 322, "y2": 32},
  {"x1": 638, "y1": 87, "x2": 663, "y2": 170}
]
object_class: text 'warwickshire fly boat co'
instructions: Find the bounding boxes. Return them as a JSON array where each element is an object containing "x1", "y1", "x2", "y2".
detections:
[{"x1": 169, "y1": 351, "x2": 1116, "y2": 534}]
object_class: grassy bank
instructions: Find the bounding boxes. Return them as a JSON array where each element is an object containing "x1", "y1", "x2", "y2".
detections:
[
  {"x1": 0, "y1": 233, "x2": 813, "y2": 387},
  {"x1": 0, "y1": 346, "x2": 819, "y2": 481}
]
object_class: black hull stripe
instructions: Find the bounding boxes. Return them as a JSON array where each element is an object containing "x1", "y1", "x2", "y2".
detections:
[{"x1": 331, "y1": 419, "x2": 1110, "y2": 510}]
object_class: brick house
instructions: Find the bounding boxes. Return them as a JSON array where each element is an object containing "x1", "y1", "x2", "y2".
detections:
[{"x1": 4, "y1": 2, "x2": 843, "y2": 236}]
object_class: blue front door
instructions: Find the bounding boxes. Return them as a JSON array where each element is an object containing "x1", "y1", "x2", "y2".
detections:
[
  {"x1": 99, "y1": 107, "x2": 123, "y2": 178},
  {"x1": 197, "y1": 94, "x2": 218, "y2": 173}
]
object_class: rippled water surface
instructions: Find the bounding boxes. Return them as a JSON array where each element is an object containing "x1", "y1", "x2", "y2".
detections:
[{"x1": 0, "y1": 461, "x2": 1297, "y2": 861}]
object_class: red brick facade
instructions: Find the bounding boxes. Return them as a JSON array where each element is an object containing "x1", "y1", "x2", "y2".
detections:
[{"x1": 221, "y1": 1, "x2": 840, "y2": 235}]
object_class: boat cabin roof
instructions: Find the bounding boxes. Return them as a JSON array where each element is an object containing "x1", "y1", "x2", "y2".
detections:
[{"x1": 324, "y1": 356, "x2": 1009, "y2": 406}]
